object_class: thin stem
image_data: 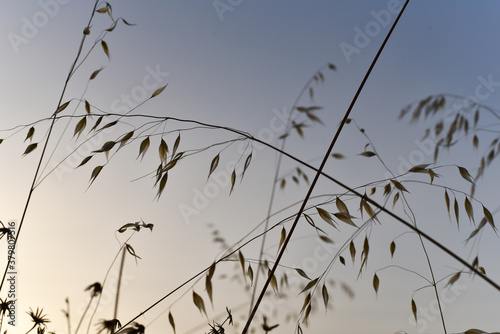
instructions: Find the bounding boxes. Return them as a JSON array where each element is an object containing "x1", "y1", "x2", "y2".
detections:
[
  {"x1": 113, "y1": 246, "x2": 127, "y2": 323},
  {"x1": 87, "y1": 234, "x2": 135, "y2": 334},
  {"x1": 357, "y1": 117, "x2": 447, "y2": 333},
  {"x1": 242, "y1": 1, "x2": 411, "y2": 332},
  {"x1": 74, "y1": 296, "x2": 95, "y2": 334},
  {"x1": 421, "y1": 236, "x2": 448, "y2": 333},
  {"x1": 0, "y1": 310, "x2": 4, "y2": 334},
  {"x1": 25, "y1": 324, "x2": 37, "y2": 334}
]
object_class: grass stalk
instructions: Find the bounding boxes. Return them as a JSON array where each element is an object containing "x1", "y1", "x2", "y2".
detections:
[{"x1": 112, "y1": 246, "x2": 127, "y2": 332}]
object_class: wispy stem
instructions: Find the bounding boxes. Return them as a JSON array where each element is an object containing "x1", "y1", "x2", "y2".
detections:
[
  {"x1": 114, "y1": 246, "x2": 127, "y2": 322},
  {"x1": 74, "y1": 296, "x2": 95, "y2": 334}
]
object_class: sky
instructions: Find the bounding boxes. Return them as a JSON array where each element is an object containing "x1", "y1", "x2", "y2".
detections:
[{"x1": 1, "y1": 1, "x2": 500, "y2": 334}]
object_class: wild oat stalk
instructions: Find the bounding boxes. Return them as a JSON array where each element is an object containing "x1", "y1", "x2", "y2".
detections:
[{"x1": 113, "y1": 246, "x2": 127, "y2": 326}]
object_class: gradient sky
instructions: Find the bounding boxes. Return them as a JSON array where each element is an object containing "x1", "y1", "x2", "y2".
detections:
[{"x1": 1, "y1": 1, "x2": 500, "y2": 334}]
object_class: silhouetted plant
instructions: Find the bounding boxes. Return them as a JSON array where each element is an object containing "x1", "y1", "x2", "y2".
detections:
[
  {"x1": 26, "y1": 307, "x2": 50, "y2": 334},
  {"x1": 74, "y1": 283, "x2": 103, "y2": 334},
  {"x1": 96, "y1": 319, "x2": 121, "y2": 334}
]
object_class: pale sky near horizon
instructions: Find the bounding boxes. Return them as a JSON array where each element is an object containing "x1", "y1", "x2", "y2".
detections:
[{"x1": 1, "y1": 1, "x2": 500, "y2": 334}]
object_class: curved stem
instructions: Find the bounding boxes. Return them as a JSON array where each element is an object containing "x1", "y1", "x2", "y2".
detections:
[
  {"x1": 356, "y1": 118, "x2": 447, "y2": 333},
  {"x1": 86, "y1": 235, "x2": 134, "y2": 334},
  {"x1": 25, "y1": 324, "x2": 38, "y2": 334},
  {"x1": 11, "y1": 104, "x2": 500, "y2": 302}
]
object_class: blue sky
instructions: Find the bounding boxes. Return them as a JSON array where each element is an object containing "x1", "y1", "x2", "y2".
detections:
[{"x1": 1, "y1": 1, "x2": 500, "y2": 334}]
